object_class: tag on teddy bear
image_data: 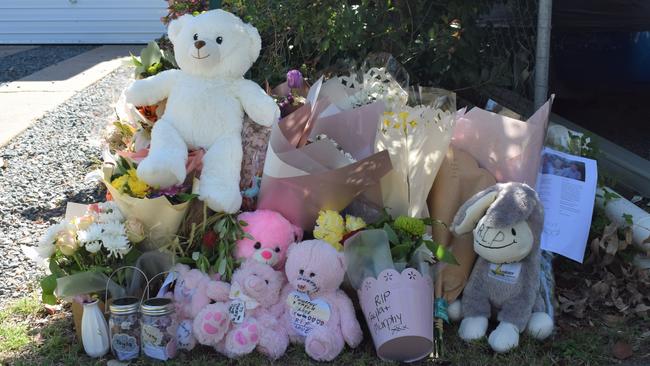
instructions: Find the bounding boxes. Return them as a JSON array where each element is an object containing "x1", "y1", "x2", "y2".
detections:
[
  {"x1": 228, "y1": 299, "x2": 246, "y2": 324},
  {"x1": 287, "y1": 291, "x2": 331, "y2": 337},
  {"x1": 488, "y1": 262, "x2": 522, "y2": 284}
]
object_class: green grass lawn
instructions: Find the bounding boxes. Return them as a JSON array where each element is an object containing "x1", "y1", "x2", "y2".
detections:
[{"x1": 0, "y1": 295, "x2": 648, "y2": 366}]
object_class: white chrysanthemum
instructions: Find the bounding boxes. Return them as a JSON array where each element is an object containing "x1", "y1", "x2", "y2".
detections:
[
  {"x1": 100, "y1": 221, "x2": 126, "y2": 237},
  {"x1": 77, "y1": 223, "x2": 103, "y2": 244},
  {"x1": 102, "y1": 234, "x2": 131, "y2": 258},
  {"x1": 39, "y1": 222, "x2": 66, "y2": 247},
  {"x1": 84, "y1": 241, "x2": 102, "y2": 254},
  {"x1": 98, "y1": 210, "x2": 124, "y2": 223},
  {"x1": 98, "y1": 201, "x2": 120, "y2": 213}
]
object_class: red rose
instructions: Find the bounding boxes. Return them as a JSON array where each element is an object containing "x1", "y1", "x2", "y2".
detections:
[{"x1": 202, "y1": 230, "x2": 217, "y2": 248}]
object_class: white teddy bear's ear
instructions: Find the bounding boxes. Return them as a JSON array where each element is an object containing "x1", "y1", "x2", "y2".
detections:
[
  {"x1": 241, "y1": 22, "x2": 262, "y2": 63},
  {"x1": 168, "y1": 14, "x2": 192, "y2": 44}
]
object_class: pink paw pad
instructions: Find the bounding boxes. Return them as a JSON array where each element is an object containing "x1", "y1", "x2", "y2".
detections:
[
  {"x1": 201, "y1": 311, "x2": 228, "y2": 334},
  {"x1": 231, "y1": 321, "x2": 260, "y2": 347}
]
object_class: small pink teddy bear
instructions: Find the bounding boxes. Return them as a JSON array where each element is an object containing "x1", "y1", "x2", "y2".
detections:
[
  {"x1": 281, "y1": 240, "x2": 363, "y2": 361},
  {"x1": 170, "y1": 264, "x2": 230, "y2": 350},
  {"x1": 236, "y1": 210, "x2": 303, "y2": 269},
  {"x1": 193, "y1": 259, "x2": 289, "y2": 360}
]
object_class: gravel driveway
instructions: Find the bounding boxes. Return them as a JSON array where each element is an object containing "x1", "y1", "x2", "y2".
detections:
[{"x1": 0, "y1": 66, "x2": 131, "y2": 305}]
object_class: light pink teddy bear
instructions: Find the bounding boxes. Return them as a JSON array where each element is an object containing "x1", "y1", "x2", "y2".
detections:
[
  {"x1": 236, "y1": 210, "x2": 303, "y2": 269},
  {"x1": 170, "y1": 264, "x2": 230, "y2": 350},
  {"x1": 193, "y1": 259, "x2": 289, "y2": 359},
  {"x1": 281, "y1": 240, "x2": 363, "y2": 361}
]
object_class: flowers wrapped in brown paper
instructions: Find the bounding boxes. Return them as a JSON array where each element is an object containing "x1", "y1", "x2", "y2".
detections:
[{"x1": 427, "y1": 146, "x2": 495, "y2": 302}]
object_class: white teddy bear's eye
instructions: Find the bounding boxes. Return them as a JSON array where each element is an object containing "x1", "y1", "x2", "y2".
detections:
[
  {"x1": 193, "y1": 33, "x2": 198, "y2": 41},
  {"x1": 216, "y1": 36, "x2": 223, "y2": 44}
]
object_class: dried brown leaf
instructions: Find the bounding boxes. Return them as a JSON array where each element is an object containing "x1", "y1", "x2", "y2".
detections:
[{"x1": 612, "y1": 341, "x2": 633, "y2": 360}]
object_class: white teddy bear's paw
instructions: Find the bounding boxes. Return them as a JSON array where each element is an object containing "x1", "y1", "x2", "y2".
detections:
[
  {"x1": 526, "y1": 312, "x2": 553, "y2": 340},
  {"x1": 488, "y1": 322, "x2": 519, "y2": 353},
  {"x1": 137, "y1": 154, "x2": 185, "y2": 188},
  {"x1": 458, "y1": 316, "x2": 488, "y2": 341},
  {"x1": 200, "y1": 186, "x2": 242, "y2": 214},
  {"x1": 448, "y1": 300, "x2": 462, "y2": 322}
]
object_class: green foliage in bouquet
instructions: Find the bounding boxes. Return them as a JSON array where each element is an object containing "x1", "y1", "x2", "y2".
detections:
[
  {"x1": 162, "y1": 0, "x2": 210, "y2": 25},
  {"x1": 370, "y1": 210, "x2": 458, "y2": 266},
  {"x1": 130, "y1": 41, "x2": 178, "y2": 79},
  {"x1": 180, "y1": 206, "x2": 250, "y2": 281},
  {"x1": 218, "y1": 0, "x2": 531, "y2": 94}
]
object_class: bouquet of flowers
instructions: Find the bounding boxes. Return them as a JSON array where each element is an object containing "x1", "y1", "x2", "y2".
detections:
[
  {"x1": 23, "y1": 202, "x2": 144, "y2": 304},
  {"x1": 318, "y1": 54, "x2": 457, "y2": 219},
  {"x1": 88, "y1": 155, "x2": 197, "y2": 251}
]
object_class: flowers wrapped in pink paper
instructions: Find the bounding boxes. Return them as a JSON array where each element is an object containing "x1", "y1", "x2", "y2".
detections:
[
  {"x1": 451, "y1": 96, "x2": 554, "y2": 187},
  {"x1": 257, "y1": 86, "x2": 393, "y2": 230}
]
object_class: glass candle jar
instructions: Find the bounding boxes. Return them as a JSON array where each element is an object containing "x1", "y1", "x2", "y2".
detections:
[
  {"x1": 108, "y1": 297, "x2": 140, "y2": 361},
  {"x1": 140, "y1": 298, "x2": 177, "y2": 361}
]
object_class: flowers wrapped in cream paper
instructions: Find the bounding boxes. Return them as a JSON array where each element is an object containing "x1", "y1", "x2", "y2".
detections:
[
  {"x1": 318, "y1": 55, "x2": 456, "y2": 218},
  {"x1": 92, "y1": 162, "x2": 194, "y2": 251}
]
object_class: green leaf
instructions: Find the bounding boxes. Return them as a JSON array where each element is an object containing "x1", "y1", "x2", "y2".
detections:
[
  {"x1": 426, "y1": 241, "x2": 459, "y2": 265},
  {"x1": 48, "y1": 260, "x2": 65, "y2": 277},
  {"x1": 40, "y1": 274, "x2": 58, "y2": 304},
  {"x1": 383, "y1": 223, "x2": 399, "y2": 244},
  {"x1": 217, "y1": 258, "x2": 227, "y2": 276},
  {"x1": 177, "y1": 193, "x2": 199, "y2": 202},
  {"x1": 622, "y1": 213, "x2": 634, "y2": 226},
  {"x1": 42, "y1": 294, "x2": 58, "y2": 305},
  {"x1": 129, "y1": 53, "x2": 143, "y2": 67},
  {"x1": 390, "y1": 244, "x2": 411, "y2": 261},
  {"x1": 140, "y1": 41, "x2": 162, "y2": 67}
]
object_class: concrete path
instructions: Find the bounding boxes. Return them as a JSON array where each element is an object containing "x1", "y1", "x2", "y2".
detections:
[{"x1": 0, "y1": 45, "x2": 140, "y2": 147}]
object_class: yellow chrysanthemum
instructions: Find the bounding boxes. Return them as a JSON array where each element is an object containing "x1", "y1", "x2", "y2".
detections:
[
  {"x1": 313, "y1": 210, "x2": 345, "y2": 251},
  {"x1": 313, "y1": 227, "x2": 343, "y2": 251},
  {"x1": 126, "y1": 168, "x2": 150, "y2": 198},
  {"x1": 111, "y1": 174, "x2": 129, "y2": 192},
  {"x1": 345, "y1": 215, "x2": 366, "y2": 232}
]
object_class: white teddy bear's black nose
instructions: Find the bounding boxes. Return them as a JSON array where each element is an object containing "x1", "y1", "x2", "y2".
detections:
[{"x1": 194, "y1": 40, "x2": 206, "y2": 49}]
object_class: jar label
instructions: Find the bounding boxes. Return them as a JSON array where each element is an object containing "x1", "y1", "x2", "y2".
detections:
[
  {"x1": 112, "y1": 333, "x2": 138, "y2": 361},
  {"x1": 142, "y1": 324, "x2": 164, "y2": 345}
]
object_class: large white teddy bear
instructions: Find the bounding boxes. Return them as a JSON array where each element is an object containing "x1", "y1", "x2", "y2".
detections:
[{"x1": 125, "y1": 10, "x2": 279, "y2": 213}]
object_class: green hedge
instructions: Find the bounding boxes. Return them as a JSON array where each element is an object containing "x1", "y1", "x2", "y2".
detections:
[{"x1": 163, "y1": 1, "x2": 536, "y2": 95}]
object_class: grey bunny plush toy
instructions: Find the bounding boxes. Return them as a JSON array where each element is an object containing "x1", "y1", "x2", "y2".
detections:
[{"x1": 450, "y1": 182, "x2": 553, "y2": 353}]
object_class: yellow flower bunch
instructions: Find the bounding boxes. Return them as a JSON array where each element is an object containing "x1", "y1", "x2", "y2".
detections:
[
  {"x1": 313, "y1": 210, "x2": 366, "y2": 251},
  {"x1": 111, "y1": 168, "x2": 150, "y2": 198}
]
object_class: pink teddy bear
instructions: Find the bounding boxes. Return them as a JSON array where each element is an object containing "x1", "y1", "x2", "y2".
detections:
[
  {"x1": 170, "y1": 264, "x2": 230, "y2": 350},
  {"x1": 236, "y1": 210, "x2": 303, "y2": 269},
  {"x1": 281, "y1": 240, "x2": 363, "y2": 361},
  {"x1": 193, "y1": 259, "x2": 289, "y2": 360}
]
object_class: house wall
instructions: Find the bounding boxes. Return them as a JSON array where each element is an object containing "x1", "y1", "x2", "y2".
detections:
[{"x1": 0, "y1": 0, "x2": 167, "y2": 44}]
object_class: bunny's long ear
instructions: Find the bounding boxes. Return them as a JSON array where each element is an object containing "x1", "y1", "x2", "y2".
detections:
[{"x1": 450, "y1": 185, "x2": 500, "y2": 235}]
